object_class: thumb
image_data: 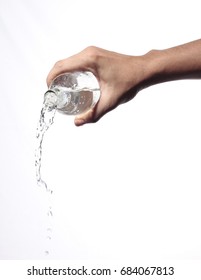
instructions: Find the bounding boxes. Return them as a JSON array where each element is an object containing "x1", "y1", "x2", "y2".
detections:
[{"x1": 74, "y1": 108, "x2": 96, "y2": 126}]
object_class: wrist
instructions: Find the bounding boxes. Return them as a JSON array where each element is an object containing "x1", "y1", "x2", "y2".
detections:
[
  {"x1": 127, "y1": 50, "x2": 164, "y2": 93},
  {"x1": 139, "y1": 49, "x2": 166, "y2": 89}
]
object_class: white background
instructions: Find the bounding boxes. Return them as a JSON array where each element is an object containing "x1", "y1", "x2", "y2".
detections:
[{"x1": 0, "y1": 0, "x2": 201, "y2": 261}]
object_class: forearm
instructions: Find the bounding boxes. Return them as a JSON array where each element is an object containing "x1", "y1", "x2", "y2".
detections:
[{"x1": 142, "y1": 39, "x2": 201, "y2": 89}]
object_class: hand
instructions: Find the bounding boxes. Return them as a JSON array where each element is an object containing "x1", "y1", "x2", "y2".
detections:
[{"x1": 46, "y1": 46, "x2": 148, "y2": 126}]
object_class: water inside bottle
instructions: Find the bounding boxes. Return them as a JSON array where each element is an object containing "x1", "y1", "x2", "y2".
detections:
[
  {"x1": 44, "y1": 87, "x2": 100, "y2": 115},
  {"x1": 45, "y1": 71, "x2": 100, "y2": 115}
]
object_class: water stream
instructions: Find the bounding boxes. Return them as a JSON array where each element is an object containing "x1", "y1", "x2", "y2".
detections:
[{"x1": 35, "y1": 102, "x2": 56, "y2": 256}]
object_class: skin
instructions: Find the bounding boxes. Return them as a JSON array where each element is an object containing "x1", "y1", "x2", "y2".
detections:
[{"x1": 46, "y1": 39, "x2": 201, "y2": 126}]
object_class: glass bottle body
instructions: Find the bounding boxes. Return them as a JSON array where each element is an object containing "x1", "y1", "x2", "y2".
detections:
[{"x1": 44, "y1": 71, "x2": 100, "y2": 115}]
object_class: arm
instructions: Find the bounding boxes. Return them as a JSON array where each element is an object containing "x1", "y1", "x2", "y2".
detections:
[{"x1": 46, "y1": 39, "x2": 201, "y2": 126}]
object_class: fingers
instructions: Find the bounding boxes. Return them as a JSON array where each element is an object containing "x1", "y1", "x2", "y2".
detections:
[
  {"x1": 46, "y1": 55, "x2": 85, "y2": 87},
  {"x1": 46, "y1": 46, "x2": 100, "y2": 87}
]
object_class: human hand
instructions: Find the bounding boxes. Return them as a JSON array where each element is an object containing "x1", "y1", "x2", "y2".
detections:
[{"x1": 47, "y1": 46, "x2": 148, "y2": 126}]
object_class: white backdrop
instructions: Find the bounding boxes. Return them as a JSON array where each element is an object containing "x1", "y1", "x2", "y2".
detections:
[{"x1": 0, "y1": 0, "x2": 201, "y2": 260}]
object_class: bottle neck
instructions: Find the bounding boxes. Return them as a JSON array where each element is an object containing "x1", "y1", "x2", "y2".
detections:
[{"x1": 44, "y1": 89, "x2": 71, "y2": 110}]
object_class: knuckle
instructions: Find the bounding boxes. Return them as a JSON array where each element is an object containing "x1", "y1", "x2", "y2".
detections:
[
  {"x1": 54, "y1": 59, "x2": 65, "y2": 69},
  {"x1": 81, "y1": 46, "x2": 101, "y2": 71},
  {"x1": 83, "y1": 46, "x2": 99, "y2": 59}
]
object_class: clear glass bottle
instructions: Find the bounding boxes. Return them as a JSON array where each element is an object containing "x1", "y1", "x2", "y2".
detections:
[{"x1": 44, "y1": 71, "x2": 100, "y2": 115}]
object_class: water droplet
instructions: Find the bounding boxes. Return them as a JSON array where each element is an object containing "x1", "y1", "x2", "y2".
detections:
[{"x1": 47, "y1": 208, "x2": 53, "y2": 217}]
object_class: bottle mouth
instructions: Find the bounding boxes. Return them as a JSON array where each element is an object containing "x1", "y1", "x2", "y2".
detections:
[
  {"x1": 44, "y1": 90, "x2": 71, "y2": 110},
  {"x1": 44, "y1": 90, "x2": 57, "y2": 109}
]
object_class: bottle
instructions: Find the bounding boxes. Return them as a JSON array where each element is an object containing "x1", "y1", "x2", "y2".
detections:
[{"x1": 44, "y1": 71, "x2": 100, "y2": 115}]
